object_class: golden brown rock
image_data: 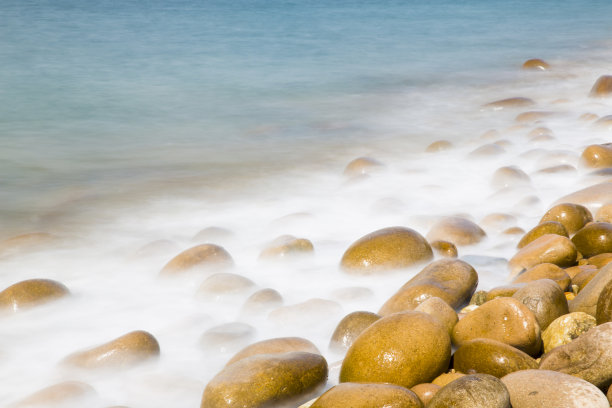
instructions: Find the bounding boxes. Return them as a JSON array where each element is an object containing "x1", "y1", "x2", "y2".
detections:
[
  {"x1": 508, "y1": 234, "x2": 577, "y2": 278},
  {"x1": 485, "y1": 284, "x2": 526, "y2": 302},
  {"x1": 427, "y1": 374, "x2": 511, "y2": 408},
  {"x1": 430, "y1": 240, "x2": 458, "y2": 258},
  {"x1": 491, "y1": 166, "x2": 530, "y2": 189},
  {"x1": 572, "y1": 267, "x2": 598, "y2": 291},
  {"x1": 595, "y1": 115, "x2": 612, "y2": 130},
  {"x1": 571, "y1": 222, "x2": 612, "y2": 258},
  {"x1": 226, "y1": 337, "x2": 320, "y2": 366},
  {"x1": 339, "y1": 311, "x2": 451, "y2": 388},
  {"x1": 512, "y1": 263, "x2": 570, "y2": 291},
  {"x1": 0, "y1": 279, "x2": 69, "y2": 311},
  {"x1": 596, "y1": 279, "x2": 612, "y2": 324},
  {"x1": 160, "y1": 244, "x2": 234, "y2": 275},
  {"x1": 12, "y1": 381, "x2": 96, "y2": 407},
  {"x1": 329, "y1": 311, "x2": 381, "y2": 353},
  {"x1": 564, "y1": 264, "x2": 595, "y2": 279},
  {"x1": 541, "y1": 312, "x2": 596, "y2": 353},
  {"x1": 432, "y1": 371, "x2": 465, "y2": 387},
  {"x1": 426, "y1": 217, "x2": 486, "y2": 246},
  {"x1": 503, "y1": 227, "x2": 525, "y2": 236},
  {"x1": 343, "y1": 157, "x2": 383, "y2": 177},
  {"x1": 511, "y1": 279, "x2": 568, "y2": 330},
  {"x1": 410, "y1": 383, "x2": 440, "y2": 405},
  {"x1": 554, "y1": 183, "x2": 612, "y2": 214},
  {"x1": 581, "y1": 144, "x2": 612, "y2": 168},
  {"x1": 480, "y1": 213, "x2": 517, "y2": 231},
  {"x1": 483, "y1": 97, "x2": 535, "y2": 110},
  {"x1": 590, "y1": 75, "x2": 612, "y2": 97},
  {"x1": 63, "y1": 330, "x2": 160, "y2": 370},
  {"x1": 379, "y1": 259, "x2": 478, "y2": 315},
  {"x1": 201, "y1": 352, "x2": 328, "y2": 408},
  {"x1": 596, "y1": 204, "x2": 612, "y2": 223},
  {"x1": 451, "y1": 297, "x2": 541, "y2": 356},
  {"x1": 522, "y1": 58, "x2": 550, "y2": 70},
  {"x1": 453, "y1": 338, "x2": 538, "y2": 378},
  {"x1": 587, "y1": 252, "x2": 612, "y2": 268},
  {"x1": 425, "y1": 140, "x2": 453, "y2": 152},
  {"x1": 540, "y1": 203, "x2": 593, "y2": 235},
  {"x1": 414, "y1": 297, "x2": 458, "y2": 336},
  {"x1": 517, "y1": 221, "x2": 568, "y2": 249},
  {"x1": 259, "y1": 235, "x2": 314, "y2": 260},
  {"x1": 569, "y1": 262, "x2": 612, "y2": 315},
  {"x1": 340, "y1": 227, "x2": 433, "y2": 274},
  {"x1": 310, "y1": 383, "x2": 423, "y2": 408}
]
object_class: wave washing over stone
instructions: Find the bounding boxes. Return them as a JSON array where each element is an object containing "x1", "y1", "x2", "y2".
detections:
[{"x1": 3, "y1": 34, "x2": 612, "y2": 408}]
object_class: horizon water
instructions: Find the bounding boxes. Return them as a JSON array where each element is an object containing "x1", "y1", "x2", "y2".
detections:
[{"x1": 2, "y1": 1, "x2": 612, "y2": 406}]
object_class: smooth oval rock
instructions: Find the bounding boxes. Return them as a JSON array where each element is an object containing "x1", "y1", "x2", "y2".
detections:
[
  {"x1": 508, "y1": 234, "x2": 577, "y2": 278},
  {"x1": 268, "y1": 298, "x2": 342, "y2": 327},
  {"x1": 226, "y1": 337, "x2": 320, "y2": 367},
  {"x1": 596, "y1": 279, "x2": 612, "y2": 323},
  {"x1": 491, "y1": 166, "x2": 530, "y2": 189},
  {"x1": 426, "y1": 217, "x2": 486, "y2": 246},
  {"x1": 63, "y1": 330, "x2": 160, "y2": 370},
  {"x1": 259, "y1": 235, "x2": 314, "y2": 260},
  {"x1": 343, "y1": 157, "x2": 384, "y2": 177},
  {"x1": 201, "y1": 352, "x2": 328, "y2": 408},
  {"x1": 379, "y1": 259, "x2": 478, "y2": 315},
  {"x1": 410, "y1": 383, "x2": 439, "y2": 405},
  {"x1": 241, "y1": 288, "x2": 283, "y2": 315},
  {"x1": 581, "y1": 144, "x2": 612, "y2": 168},
  {"x1": 430, "y1": 240, "x2": 458, "y2": 258},
  {"x1": 512, "y1": 263, "x2": 571, "y2": 291},
  {"x1": 414, "y1": 296, "x2": 458, "y2": 336},
  {"x1": 340, "y1": 227, "x2": 433, "y2": 274},
  {"x1": 0, "y1": 279, "x2": 69, "y2": 311},
  {"x1": 432, "y1": 371, "x2": 465, "y2": 387},
  {"x1": 511, "y1": 279, "x2": 568, "y2": 330},
  {"x1": 540, "y1": 322, "x2": 612, "y2": 388},
  {"x1": 451, "y1": 297, "x2": 541, "y2": 356},
  {"x1": 0, "y1": 232, "x2": 60, "y2": 258},
  {"x1": 197, "y1": 273, "x2": 255, "y2": 299},
  {"x1": 590, "y1": 75, "x2": 612, "y2": 97},
  {"x1": 540, "y1": 203, "x2": 593, "y2": 235},
  {"x1": 339, "y1": 311, "x2": 451, "y2": 389},
  {"x1": 425, "y1": 140, "x2": 453, "y2": 152},
  {"x1": 517, "y1": 221, "x2": 568, "y2": 249},
  {"x1": 311, "y1": 382, "x2": 423, "y2": 408},
  {"x1": 554, "y1": 182, "x2": 612, "y2": 212},
  {"x1": 501, "y1": 369, "x2": 608, "y2": 408},
  {"x1": 588, "y1": 252, "x2": 612, "y2": 268},
  {"x1": 426, "y1": 374, "x2": 510, "y2": 408},
  {"x1": 569, "y1": 262, "x2": 612, "y2": 315},
  {"x1": 160, "y1": 244, "x2": 234, "y2": 275},
  {"x1": 571, "y1": 222, "x2": 612, "y2": 258},
  {"x1": 483, "y1": 97, "x2": 535, "y2": 110},
  {"x1": 329, "y1": 311, "x2": 381, "y2": 353},
  {"x1": 468, "y1": 143, "x2": 505, "y2": 157},
  {"x1": 522, "y1": 58, "x2": 550, "y2": 70},
  {"x1": 453, "y1": 338, "x2": 538, "y2": 378},
  {"x1": 486, "y1": 284, "x2": 526, "y2": 302},
  {"x1": 192, "y1": 226, "x2": 235, "y2": 243},
  {"x1": 541, "y1": 312, "x2": 596, "y2": 353},
  {"x1": 516, "y1": 111, "x2": 554, "y2": 123}
]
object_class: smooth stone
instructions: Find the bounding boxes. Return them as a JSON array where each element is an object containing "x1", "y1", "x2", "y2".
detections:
[
  {"x1": 0, "y1": 279, "x2": 69, "y2": 311},
  {"x1": 201, "y1": 352, "x2": 328, "y2": 408},
  {"x1": 485, "y1": 284, "x2": 526, "y2": 302},
  {"x1": 581, "y1": 144, "x2": 612, "y2": 168},
  {"x1": 160, "y1": 244, "x2": 234, "y2": 275},
  {"x1": 258, "y1": 235, "x2": 314, "y2": 260},
  {"x1": 426, "y1": 217, "x2": 486, "y2": 246},
  {"x1": 310, "y1": 382, "x2": 423, "y2": 408},
  {"x1": 491, "y1": 166, "x2": 530, "y2": 189},
  {"x1": 343, "y1": 157, "x2": 384, "y2": 177},
  {"x1": 513, "y1": 263, "x2": 571, "y2": 291},
  {"x1": 425, "y1": 140, "x2": 453, "y2": 152},
  {"x1": 452, "y1": 297, "x2": 541, "y2": 356},
  {"x1": 503, "y1": 226, "x2": 525, "y2": 236},
  {"x1": 511, "y1": 279, "x2": 569, "y2": 330},
  {"x1": 564, "y1": 263, "x2": 595, "y2": 279},
  {"x1": 483, "y1": 97, "x2": 535, "y2": 110},
  {"x1": 200, "y1": 323, "x2": 256, "y2": 353},
  {"x1": 468, "y1": 144, "x2": 505, "y2": 157},
  {"x1": 339, "y1": 311, "x2": 451, "y2": 389},
  {"x1": 12, "y1": 381, "x2": 96, "y2": 407},
  {"x1": 429, "y1": 240, "x2": 458, "y2": 258},
  {"x1": 241, "y1": 288, "x2": 283, "y2": 315},
  {"x1": 268, "y1": 298, "x2": 342, "y2": 326},
  {"x1": 515, "y1": 111, "x2": 554, "y2": 123},
  {"x1": 414, "y1": 297, "x2": 458, "y2": 336},
  {"x1": 537, "y1": 164, "x2": 577, "y2": 174},
  {"x1": 572, "y1": 267, "x2": 598, "y2": 291},
  {"x1": 596, "y1": 204, "x2": 612, "y2": 223},
  {"x1": 197, "y1": 273, "x2": 255, "y2": 298},
  {"x1": 517, "y1": 221, "x2": 568, "y2": 249},
  {"x1": 508, "y1": 234, "x2": 577, "y2": 278},
  {"x1": 588, "y1": 252, "x2": 612, "y2": 268},
  {"x1": 528, "y1": 126, "x2": 553, "y2": 137},
  {"x1": 227, "y1": 337, "x2": 320, "y2": 366},
  {"x1": 540, "y1": 322, "x2": 612, "y2": 388},
  {"x1": 569, "y1": 262, "x2": 612, "y2": 315},
  {"x1": 427, "y1": 374, "x2": 510, "y2": 408},
  {"x1": 522, "y1": 58, "x2": 550, "y2": 70},
  {"x1": 571, "y1": 222, "x2": 612, "y2": 258},
  {"x1": 590, "y1": 75, "x2": 612, "y2": 97},
  {"x1": 540, "y1": 203, "x2": 593, "y2": 235},
  {"x1": 340, "y1": 227, "x2": 433, "y2": 274},
  {"x1": 541, "y1": 312, "x2": 596, "y2": 353},
  {"x1": 596, "y1": 279, "x2": 612, "y2": 323},
  {"x1": 453, "y1": 338, "x2": 538, "y2": 378},
  {"x1": 329, "y1": 311, "x2": 381, "y2": 353},
  {"x1": 0, "y1": 232, "x2": 59, "y2": 257},
  {"x1": 63, "y1": 330, "x2": 160, "y2": 370},
  {"x1": 469, "y1": 290, "x2": 488, "y2": 306},
  {"x1": 432, "y1": 371, "x2": 465, "y2": 387},
  {"x1": 554, "y1": 183, "x2": 612, "y2": 213},
  {"x1": 410, "y1": 383, "x2": 440, "y2": 405},
  {"x1": 192, "y1": 226, "x2": 235, "y2": 243},
  {"x1": 378, "y1": 259, "x2": 478, "y2": 315},
  {"x1": 501, "y1": 369, "x2": 609, "y2": 408}
]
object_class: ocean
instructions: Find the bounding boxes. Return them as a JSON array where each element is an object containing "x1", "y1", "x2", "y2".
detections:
[{"x1": 1, "y1": 0, "x2": 612, "y2": 406}]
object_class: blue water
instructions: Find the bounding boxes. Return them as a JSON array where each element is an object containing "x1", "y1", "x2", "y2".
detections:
[{"x1": 1, "y1": 0, "x2": 612, "y2": 232}]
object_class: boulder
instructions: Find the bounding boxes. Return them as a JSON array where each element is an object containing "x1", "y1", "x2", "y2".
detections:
[
  {"x1": 310, "y1": 382, "x2": 423, "y2": 408},
  {"x1": 541, "y1": 312, "x2": 596, "y2": 353},
  {"x1": 426, "y1": 374, "x2": 510, "y2": 408},
  {"x1": 329, "y1": 311, "x2": 381, "y2": 353},
  {"x1": 571, "y1": 222, "x2": 612, "y2": 258},
  {"x1": 508, "y1": 234, "x2": 577, "y2": 278},
  {"x1": 226, "y1": 337, "x2": 320, "y2": 366},
  {"x1": 426, "y1": 217, "x2": 486, "y2": 246},
  {"x1": 517, "y1": 221, "x2": 568, "y2": 249},
  {"x1": 453, "y1": 338, "x2": 538, "y2": 378},
  {"x1": 160, "y1": 244, "x2": 234, "y2": 275},
  {"x1": 540, "y1": 203, "x2": 593, "y2": 235},
  {"x1": 0, "y1": 279, "x2": 69, "y2": 311}
]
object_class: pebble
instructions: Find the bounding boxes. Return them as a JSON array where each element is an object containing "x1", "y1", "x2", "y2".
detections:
[
  {"x1": 0, "y1": 232, "x2": 59, "y2": 258},
  {"x1": 453, "y1": 338, "x2": 538, "y2": 378},
  {"x1": 491, "y1": 166, "x2": 530, "y2": 189},
  {"x1": 425, "y1": 140, "x2": 453, "y2": 152},
  {"x1": 539, "y1": 203, "x2": 593, "y2": 235},
  {"x1": 512, "y1": 263, "x2": 570, "y2": 291},
  {"x1": 0, "y1": 279, "x2": 69, "y2": 311},
  {"x1": 590, "y1": 75, "x2": 612, "y2": 97},
  {"x1": 310, "y1": 382, "x2": 423, "y2": 408},
  {"x1": 410, "y1": 383, "x2": 440, "y2": 405},
  {"x1": 554, "y1": 182, "x2": 612, "y2": 213},
  {"x1": 268, "y1": 298, "x2": 343, "y2": 327},
  {"x1": 596, "y1": 279, "x2": 612, "y2": 323},
  {"x1": 571, "y1": 222, "x2": 612, "y2": 258},
  {"x1": 483, "y1": 97, "x2": 535, "y2": 110},
  {"x1": 517, "y1": 221, "x2": 568, "y2": 249},
  {"x1": 343, "y1": 157, "x2": 384, "y2": 177},
  {"x1": 241, "y1": 288, "x2": 283, "y2": 315},
  {"x1": 430, "y1": 240, "x2": 458, "y2": 258},
  {"x1": 541, "y1": 312, "x2": 596, "y2": 353},
  {"x1": 192, "y1": 226, "x2": 235, "y2": 243},
  {"x1": 414, "y1": 296, "x2": 458, "y2": 336},
  {"x1": 258, "y1": 235, "x2": 314, "y2": 260},
  {"x1": 522, "y1": 58, "x2": 550, "y2": 70},
  {"x1": 432, "y1": 371, "x2": 465, "y2": 387},
  {"x1": 581, "y1": 144, "x2": 612, "y2": 168},
  {"x1": 196, "y1": 273, "x2": 255, "y2": 299},
  {"x1": 11, "y1": 381, "x2": 96, "y2": 407},
  {"x1": 160, "y1": 244, "x2": 234, "y2": 275},
  {"x1": 508, "y1": 234, "x2": 577, "y2": 278},
  {"x1": 511, "y1": 278, "x2": 568, "y2": 330},
  {"x1": 569, "y1": 262, "x2": 612, "y2": 315},
  {"x1": 426, "y1": 374, "x2": 511, "y2": 408},
  {"x1": 468, "y1": 143, "x2": 505, "y2": 157},
  {"x1": 200, "y1": 322, "x2": 256, "y2": 354},
  {"x1": 328, "y1": 311, "x2": 381, "y2": 353},
  {"x1": 226, "y1": 337, "x2": 320, "y2": 366},
  {"x1": 596, "y1": 204, "x2": 612, "y2": 222},
  {"x1": 426, "y1": 216, "x2": 486, "y2": 246}
]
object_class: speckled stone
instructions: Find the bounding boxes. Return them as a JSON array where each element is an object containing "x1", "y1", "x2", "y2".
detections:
[
  {"x1": 343, "y1": 157, "x2": 384, "y2": 177},
  {"x1": 426, "y1": 217, "x2": 486, "y2": 246},
  {"x1": 541, "y1": 312, "x2": 596, "y2": 353},
  {"x1": 258, "y1": 235, "x2": 314, "y2": 260},
  {"x1": 512, "y1": 263, "x2": 571, "y2": 291},
  {"x1": 512, "y1": 279, "x2": 568, "y2": 331},
  {"x1": 12, "y1": 381, "x2": 96, "y2": 407},
  {"x1": 483, "y1": 97, "x2": 535, "y2": 110},
  {"x1": 501, "y1": 369, "x2": 608, "y2": 408},
  {"x1": 590, "y1": 75, "x2": 612, "y2": 97},
  {"x1": 522, "y1": 58, "x2": 550, "y2": 70},
  {"x1": 310, "y1": 383, "x2": 423, "y2": 408},
  {"x1": 226, "y1": 337, "x2": 320, "y2": 366},
  {"x1": 63, "y1": 330, "x2": 160, "y2": 370},
  {"x1": 571, "y1": 222, "x2": 612, "y2": 258},
  {"x1": 540, "y1": 322, "x2": 612, "y2": 388},
  {"x1": 426, "y1": 374, "x2": 510, "y2": 408},
  {"x1": 430, "y1": 240, "x2": 458, "y2": 258},
  {"x1": 581, "y1": 144, "x2": 612, "y2": 168},
  {"x1": 453, "y1": 338, "x2": 538, "y2": 378},
  {"x1": 596, "y1": 279, "x2": 612, "y2": 324},
  {"x1": 340, "y1": 227, "x2": 433, "y2": 274},
  {"x1": 160, "y1": 244, "x2": 234, "y2": 275},
  {"x1": 569, "y1": 262, "x2": 612, "y2": 315},
  {"x1": 0, "y1": 279, "x2": 69, "y2": 311},
  {"x1": 508, "y1": 234, "x2": 577, "y2": 278},
  {"x1": 378, "y1": 259, "x2": 478, "y2": 315},
  {"x1": 329, "y1": 311, "x2": 381, "y2": 353},
  {"x1": 414, "y1": 297, "x2": 458, "y2": 336},
  {"x1": 452, "y1": 297, "x2": 541, "y2": 356},
  {"x1": 339, "y1": 311, "x2": 451, "y2": 388},
  {"x1": 540, "y1": 203, "x2": 593, "y2": 235},
  {"x1": 517, "y1": 221, "x2": 568, "y2": 249},
  {"x1": 201, "y1": 352, "x2": 328, "y2": 408}
]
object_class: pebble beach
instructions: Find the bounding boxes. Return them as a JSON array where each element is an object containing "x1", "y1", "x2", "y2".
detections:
[{"x1": 3, "y1": 1, "x2": 612, "y2": 407}]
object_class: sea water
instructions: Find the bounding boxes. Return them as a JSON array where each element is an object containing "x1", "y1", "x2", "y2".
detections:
[{"x1": 1, "y1": 0, "x2": 612, "y2": 406}]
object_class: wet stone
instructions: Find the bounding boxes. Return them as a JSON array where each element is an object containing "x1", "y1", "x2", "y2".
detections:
[
  {"x1": 226, "y1": 337, "x2": 320, "y2": 366},
  {"x1": 0, "y1": 279, "x2": 69, "y2": 311},
  {"x1": 343, "y1": 157, "x2": 384, "y2": 177},
  {"x1": 581, "y1": 144, "x2": 612, "y2": 169},
  {"x1": 160, "y1": 244, "x2": 234, "y2": 275},
  {"x1": 483, "y1": 97, "x2": 535, "y2": 110},
  {"x1": 410, "y1": 383, "x2": 440, "y2": 405},
  {"x1": 310, "y1": 382, "x2": 423, "y2": 408},
  {"x1": 430, "y1": 240, "x2": 458, "y2": 258},
  {"x1": 0, "y1": 232, "x2": 60, "y2": 258},
  {"x1": 508, "y1": 234, "x2": 577, "y2": 278},
  {"x1": 541, "y1": 312, "x2": 596, "y2": 353},
  {"x1": 414, "y1": 296, "x2": 458, "y2": 336},
  {"x1": 571, "y1": 222, "x2": 612, "y2": 258},
  {"x1": 554, "y1": 183, "x2": 612, "y2": 215},
  {"x1": 258, "y1": 235, "x2": 314, "y2": 260},
  {"x1": 596, "y1": 279, "x2": 612, "y2": 324},
  {"x1": 12, "y1": 381, "x2": 96, "y2": 407},
  {"x1": 515, "y1": 111, "x2": 554, "y2": 123},
  {"x1": 329, "y1": 311, "x2": 381, "y2": 353},
  {"x1": 485, "y1": 284, "x2": 526, "y2": 302},
  {"x1": 241, "y1": 288, "x2": 283, "y2": 315},
  {"x1": 512, "y1": 263, "x2": 571, "y2": 291},
  {"x1": 432, "y1": 370, "x2": 465, "y2": 387},
  {"x1": 425, "y1": 140, "x2": 453, "y2": 152},
  {"x1": 453, "y1": 338, "x2": 538, "y2": 378},
  {"x1": 468, "y1": 143, "x2": 505, "y2": 157},
  {"x1": 590, "y1": 75, "x2": 612, "y2": 97},
  {"x1": 517, "y1": 221, "x2": 568, "y2": 249},
  {"x1": 426, "y1": 217, "x2": 486, "y2": 246},
  {"x1": 587, "y1": 252, "x2": 612, "y2": 268},
  {"x1": 268, "y1": 298, "x2": 343, "y2": 327},
  {"x1": 511, "y1": 278, "x2": 568, "y2": 331},
  {"x1": 596, "y1": 204, "x2": 612, "y2": 223},
  {"x1": 426, "y1": 374, "x2": 511, "y2": 408},
  {"x1": 197, "y1": 273, "x2": 255, "y2": 299},
  {"x1": 192, "y1": 226, "x2": 235, "y2": 243},
  {"x1": 540, "y1": 203, "x2": 593, "y2": 235},
  {"x1": 569, "y1": 262, "x2": 612, "y2": 315},
  {"x1": 491, "y1": 166, "x2": 530, "y2": 189},
  {"x1": 522, "y1": 58, "x2": 550, "y2": 70}
]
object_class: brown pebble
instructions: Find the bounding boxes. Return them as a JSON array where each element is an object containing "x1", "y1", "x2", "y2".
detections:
[
  {"x1": 425, "y1": 140, "x2": 453, "y2": 152},
  {"x1": 259, "y1": 235, "x2": 314, "y2": 260},
  {"x1": 590, "y1": 75, "x2": 612, "y2": 97},
  {"x1": 0, "y1": 279, "x2": 69, "y2": 311},
  {"x1": 515, "y1": 111, "x2": 554, "y2": 123},
  {"x1": 540, "y1": 203, "x2": 592, "y2": 234},
  {"x1": 513, "y1": 263, "x2": 570, "y2": 291},
  {"x1": 426, "y1": 217, "x2": 486, "y2": 246},
  {"x1": 12, "y1": 381, "x2": 96, "y2": 407},
  {"x1": 468, "y1": 144, "x2": 505, "y2": 157},
  {"x1": 571, "y1": 222, "x2": 612, "y2": 258},
  {"x1": 432, "y1": 371, "x2": 465, "y2": 387},
  {"x1": 343, "y1": 157, "x2": 384, "y2": 177},
  {"x1": 453, "y1": 338, "x2": 538, "y2": 378},
  {"x1": 581, "y1": 144, "x2": 612, "y2": 168},
  {"x1": 329, "y1": 311, "x2": 381, "y2": 353},
  {"x1": 517, "y1": 221, "x2": 568, "y2": 249},
  {"x1": 596, "y1": 204, "x2": 612, "y2": 223},
  {"x1": 522, "y1": 58, "x2": 550, "y2": 70},
  {"x1": 508, "y1": 234, "x2": 577, "y2": 278},
  {"x1": 430, "y1": 240, "x2": 458, "y2": 258},
  {"x1": 160, "y1": 244, "x2": 234, "y2": 275},
  {"x1": 227, "y1": 337, "x2": 320, "y2": 366},
  {"x1": 311, "y1": 382, "x2": 423, "y2": 408},
  {"x1": 596, "y1": 279, "x2": 612, "y2": 324},
  {"x1": 483, "y1": 97, "x2": 535, "y2": 110},
  {"x1": 410, "y1": 383, "x2": 440, "y2": 405}
]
